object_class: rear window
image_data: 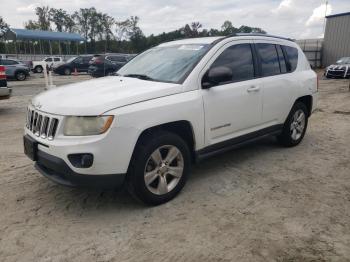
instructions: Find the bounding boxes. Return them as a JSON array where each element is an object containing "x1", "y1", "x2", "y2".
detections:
[
  {"x1": 108, "y1": 56, "x2": 127, "y2": 62},
  {"x1": 283, "y1": 46, "x2": 298, "y2": 72},
  {"x1": 256, "y1": 43, "x2": 280, "y2": 77},
  {"x1": 54, "y1": 58, "x2": 60, "y2": 62}
]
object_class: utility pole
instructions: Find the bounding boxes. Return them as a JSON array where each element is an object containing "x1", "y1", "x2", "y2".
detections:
[{"x1": 323, "y1": 0, "x2": 328, "y2": 36}]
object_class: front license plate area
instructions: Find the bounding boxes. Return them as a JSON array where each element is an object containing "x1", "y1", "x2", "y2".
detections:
[{"x1": 23, "y1": 135, "x2": 38, "y2": 161}]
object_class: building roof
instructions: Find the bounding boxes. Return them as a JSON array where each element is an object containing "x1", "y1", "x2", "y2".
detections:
[
  {"x1": 5, "y1": 28, "x2": 85, "y2": 42},
  {"x1": 326, "y1": 12, "x2": 350, "y2": 19}
]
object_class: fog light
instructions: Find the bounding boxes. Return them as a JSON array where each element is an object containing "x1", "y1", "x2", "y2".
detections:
[{"x1": 68, "y1": 153, "x2": 94, "y2": 168}]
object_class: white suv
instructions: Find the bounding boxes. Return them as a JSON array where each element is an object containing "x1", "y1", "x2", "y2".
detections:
[
  {"x1": 24, "y1": 34, "x2": 318, "y2": 205},
  {"x1": 32, "y1": 57, "x2": 64, "y2": 73}
]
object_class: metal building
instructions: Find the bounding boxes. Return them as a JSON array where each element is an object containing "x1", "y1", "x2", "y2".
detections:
[{"x1": 323, "y1": 12, "x2": 350, "y2": 67}]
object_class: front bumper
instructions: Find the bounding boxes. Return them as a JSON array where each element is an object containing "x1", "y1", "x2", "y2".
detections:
[
  {"x1": 34, "y1": 148, "x2": 126, "y2": 189},
  {"x1": 0, "y1": 86, "x2": 12, "y2": 100},
  {"x1": 325, "y1": 69, "x2": 349, "y2": 78}
]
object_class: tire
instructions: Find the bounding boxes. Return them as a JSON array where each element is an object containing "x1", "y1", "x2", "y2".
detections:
[
  {"x1": 278, "y1": 102, "x2": 309, "y2": 147},
  {"x1": 15, "y1": 71, "x2": 27, "y2": 81},
  {"x1": 127, "y1": 131, "x2": 191, "y2": 205},
  {"x1": 34, "y1": 66, "x2": 43, "y2": 73},
  {"x1": 64, "y1": 68, "x2": 71, "y2": 75}
]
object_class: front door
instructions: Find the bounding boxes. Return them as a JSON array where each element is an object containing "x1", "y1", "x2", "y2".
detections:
[{"x1": 201, "y1": 41, "x2": 263, "y2": 146}]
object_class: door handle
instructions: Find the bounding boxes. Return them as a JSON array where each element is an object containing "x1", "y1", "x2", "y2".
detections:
[{"x1": 247, "y1": 86, "x2": 260, "y2": 93}]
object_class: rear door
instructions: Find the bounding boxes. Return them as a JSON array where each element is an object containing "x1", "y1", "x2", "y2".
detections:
[
  {"x1": 81, "y1": 56, "x2": 93, "y2": 71},
  {"x1": 201, "y1": 41, "x2": 263, "y2": 145},
  {"x1": 254, "y1": 42, "x2": 297, "y2": 125}
]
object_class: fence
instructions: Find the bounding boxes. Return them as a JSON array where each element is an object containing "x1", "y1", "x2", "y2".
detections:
[{"x1": 296, "y1": 39, "x2": 323, "y2": 68}]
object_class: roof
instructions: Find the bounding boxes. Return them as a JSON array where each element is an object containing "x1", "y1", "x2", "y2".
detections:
[
  {"x1": 159, "y1": 33, "x2": 294, "y2": 47},
  {"x1": 326, "y1": 12, "x2": 350, "y2": 19},
  {"x1": 159, "y1": 37, "x2": 223, "y2": 46},
  {"x1": 6, "y1": 28, "x2": 84, "y2": 42}
]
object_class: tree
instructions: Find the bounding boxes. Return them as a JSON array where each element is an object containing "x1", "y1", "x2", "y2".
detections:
[
  {"x1": 221, "y1": 20, "x2": 236, "y2": 35},
  {"x1": 101, "y1": 14, "x2": 115, "y2": 49},
  {"x1": 191, "y1": 22, "x2": 202, "y2": 36},
  {"x1": 24, "y1": 20, "x2": 40, "y2": 30},
  {"x1": 0, "y1": 16, "x2": 9, "y2": 37},
  {"x1": 35, "y1": 6, "x2": 51, "y2": 30},
  {"x1": 73, "y1": 8, "x2": 91, "y2": 42},
  {"x1": 49, "y1": 8, "x2": 74, "y2": 32}
]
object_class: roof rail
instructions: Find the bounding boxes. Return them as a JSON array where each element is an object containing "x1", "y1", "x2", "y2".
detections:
[{"x1": 229, "y1": 33, "x2": 295, "y2": 42}]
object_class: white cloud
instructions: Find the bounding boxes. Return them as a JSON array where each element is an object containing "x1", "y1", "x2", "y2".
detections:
[
  {"x1": 306, "y1": 3, "x2": 332, "y2": 27},
  {"x1": 2, "y1": 0, "x2": 349, "y2": 39}
]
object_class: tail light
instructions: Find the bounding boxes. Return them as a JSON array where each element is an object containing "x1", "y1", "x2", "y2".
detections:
[{"x1": 0, "y1": 66, "x2": 6, "y2": 80}]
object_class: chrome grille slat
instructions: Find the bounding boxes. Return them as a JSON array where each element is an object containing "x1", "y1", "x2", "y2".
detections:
[{"x1": 26, "y1": 108, "x2": 59, "y2": 140}]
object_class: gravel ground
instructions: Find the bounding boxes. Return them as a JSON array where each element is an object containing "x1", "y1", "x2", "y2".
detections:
[{"x1": 0, "y1": 72, "x2": 349, "y2": 262}]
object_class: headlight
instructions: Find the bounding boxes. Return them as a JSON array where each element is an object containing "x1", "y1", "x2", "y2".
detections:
[{"x1": 64, "y1": 116, "x2": 114, "y2": 136}]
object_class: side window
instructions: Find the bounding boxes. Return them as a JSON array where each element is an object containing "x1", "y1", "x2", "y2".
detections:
[
  {"x1": 45, "y1": 58, "x2": 52, "y2": 62},
  {"x1": 283, "y1": 46, "x2": 298, "y2": 72},
  {"x1": 256, "y1": 43, "x2": 280, "y2": 77},
  {"x1": 277, "y1": 45, "x2": 287, "y2": 73},
  {"x1": 210, "y1": 43, "x2": 255, "y2": 83},
  {"x1": 74, "y1": 57, "x2": 83, "y2": 64},
  {"x1": 54, "y1": 58, "x2": 60, "y2": 62},
  {"x1": 2, "y1": 60, "x2": 17, "y2": 65},
  {"x1": 82, "y1": 56, "x2": 92, "y2": 63}
]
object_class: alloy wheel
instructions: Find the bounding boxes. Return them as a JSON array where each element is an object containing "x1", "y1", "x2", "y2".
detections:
[
  {"x1": 144, "y1": 145, "x2": 184, "y2": 195},
  {"x1": 290, "y1": 109, "x2": 306, "y2": 141}
]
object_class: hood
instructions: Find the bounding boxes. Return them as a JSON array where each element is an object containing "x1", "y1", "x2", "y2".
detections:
[
  {"x1": 328, "y1": 64, "x2": 350, "y2": 69},
  {"x1": 31, "y1": 76, "x2": 182, "y2": 115}
]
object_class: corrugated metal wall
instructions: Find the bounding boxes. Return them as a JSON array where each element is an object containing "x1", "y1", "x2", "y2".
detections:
[
  {"x1": 296, "y1": 39, "x2": 323, "y2": 68},
  {"x1": 323, "y1": 14, "x2": 350, "y2": 67}
]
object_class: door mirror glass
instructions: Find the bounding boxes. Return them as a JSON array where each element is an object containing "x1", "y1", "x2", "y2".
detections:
[{"x1": 202, "y1": 66, "x2": 233, "y2": 89}]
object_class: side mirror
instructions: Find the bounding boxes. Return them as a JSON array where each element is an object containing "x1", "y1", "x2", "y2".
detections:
[{"x1": 202, "y1": 66, "x2": 233, "y2": 89}]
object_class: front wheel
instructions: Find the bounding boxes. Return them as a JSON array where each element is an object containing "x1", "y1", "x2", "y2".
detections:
[
  {"x1": 64, "y1": 68, "x2": 71, "y2": 75},
  {"x1": 127, "y1": 131, "x2": 191, "y2": 205},
  {"x1": 15, "y1": 71, "x2": 27, "y2": 81},
  {"x1": 278, "y1": 102, "x2": 308, "y2": 147}
]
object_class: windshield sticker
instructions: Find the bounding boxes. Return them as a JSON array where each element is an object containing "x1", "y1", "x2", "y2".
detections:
[{"x1": 178, "y1": 45, "x2": 204, "y2": 51}]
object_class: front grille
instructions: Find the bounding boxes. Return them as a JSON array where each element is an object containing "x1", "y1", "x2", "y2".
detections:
[{"x1": 26, "y1": 108, "x2": 59, "y2": 140}]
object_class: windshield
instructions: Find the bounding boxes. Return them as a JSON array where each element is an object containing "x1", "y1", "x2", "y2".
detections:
[
  {"x1": 336, "y1": 57, "x2": 350, "y2": 64},
  {"x1": 117, "y1": 44, "x2": 210, "y2": 83},
  {"x1": 66, "y1": 57, "x2": 77, "y2": 63}
]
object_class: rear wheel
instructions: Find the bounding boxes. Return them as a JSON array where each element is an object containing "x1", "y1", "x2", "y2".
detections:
[
  {"x1": 15, "y1": 71, "x2": 27, "y2": 81},
  {"x1": 278, "y1": 102, "x2": 308, "y2": 147},
  {"x1": 127, "y1": 131, "x2": 191, "y2": 205},
  {"x1": 34, "y1": 66, "x2": 43, "y2": 73}
]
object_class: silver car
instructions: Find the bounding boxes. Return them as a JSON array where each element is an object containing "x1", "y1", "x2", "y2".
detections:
[
  {"x1": 325, "y1": 57, "x2": 350, "y2": 79},
  {"x1": 0, "y1": 59, "x2": 30, "y2": 81}
]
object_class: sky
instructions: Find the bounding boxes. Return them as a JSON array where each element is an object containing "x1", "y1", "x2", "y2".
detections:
[{"x1": 1, "y1": 0, "x2": 350, "y2": 39}]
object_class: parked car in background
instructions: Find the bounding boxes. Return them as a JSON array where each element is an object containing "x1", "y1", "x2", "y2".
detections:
[
  {"x1": 24, "y1": 34, "x2": 317, "y2": 205},
  {"x1": 325, "y1": 57, "x2": 350, "y2": 78},
  {"x1": 0, "y1": 65, "x2": 11, "y2": 100},
  {"x1": 88, "y1": 54, "x2": 133, "y2": 77},
  {"x1": 32, "y1": 57, "x2": 64, "y2": 73},
  {"x1": 53, "y1": 55, "x2": 94, "y2": 75},
  {"x1": 0, "y1": 58, "x2": 30, "y2": 81}
]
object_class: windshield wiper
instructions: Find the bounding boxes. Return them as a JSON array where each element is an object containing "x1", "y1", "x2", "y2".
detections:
[{"x1": 123, "y1": 74, "x2": 155, "y2": 81}]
